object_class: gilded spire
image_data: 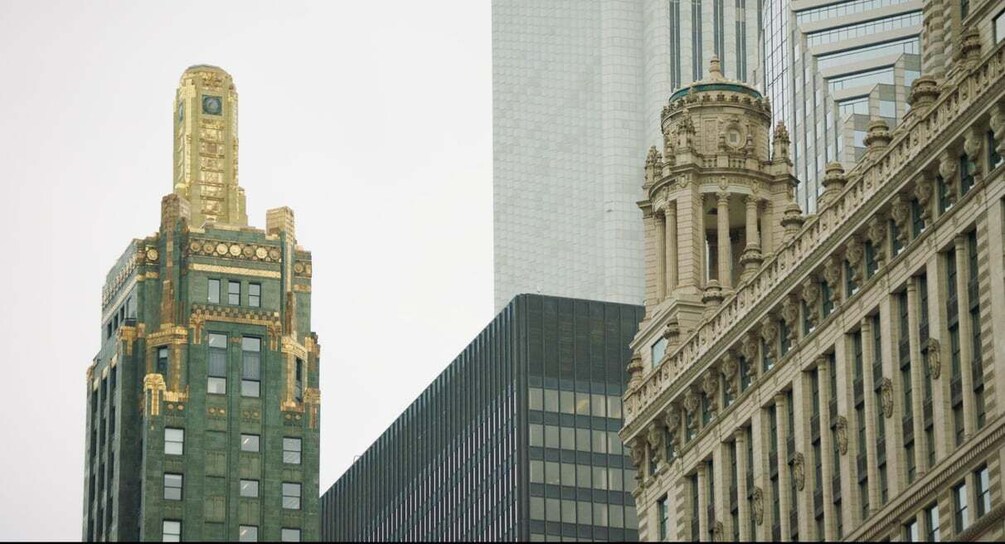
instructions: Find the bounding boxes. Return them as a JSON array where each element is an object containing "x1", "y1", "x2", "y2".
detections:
[{"x1": 172, "y1": 65, "x2": 248, "y2": 227}]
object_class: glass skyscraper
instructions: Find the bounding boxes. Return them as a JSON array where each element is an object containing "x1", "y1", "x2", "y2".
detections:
[
  {"x1": 322, "y1": 294, "x2": 644, "y2": 541},
  {"x1": 762, "y1": 0, "x2": 922, "y2": 213}
]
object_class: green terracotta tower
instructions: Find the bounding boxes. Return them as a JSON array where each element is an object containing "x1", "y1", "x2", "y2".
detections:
[{"x1": 83, "y1": 65, "x2": 321, "y2": 542}]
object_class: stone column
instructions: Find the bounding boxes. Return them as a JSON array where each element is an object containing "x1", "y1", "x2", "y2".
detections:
[
  {"x1": 735, "y1": 428, "x2": 751, "y2": 541},
  {"x1": 954, "y1": 236, "x2": 976, "y2": 439},
  {"x1": 717, "y1": 192, "x2": 732, "y2": 289},
  {"x1": 906, "y1": 279, "x2": 927, "y2": 476},
  {"x1": 879, "y1": 295, "x2": 901, "y2": 499},
  {"x1": 656, "y1": 211, "x2": 667, "y2": 301},
  {"x1": 667, "y1": 202, "x2": 678, "y2": 294},
  {"x1": 860, "y1": 317, "x2": 881, "y2": 515},
  {"x1": 760, "y1": 201, "x2": 773, "y2": 256},
  {"x1": 775, "y1": 393, "x2": 792, "y2": 538},
  {"x1": 677, "y1": 181, "x2": 703, "y2": 294},
  {"x1": 713, "y1": 443, "x2": 729, "y2": 539},
  {"x1": 697, "y1": 463, "x2": 709, "y2": 539},
  {"x1": 818, "y1": 357, "x2": 837, "y2": 541},
  {"x1": 925, "y1": 256, "x2": 950, "y2": 462}
]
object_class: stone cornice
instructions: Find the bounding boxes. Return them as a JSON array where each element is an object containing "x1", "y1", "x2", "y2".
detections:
[{"x1": 623, "y1": 39, "x2": 1005, "y2": 436}]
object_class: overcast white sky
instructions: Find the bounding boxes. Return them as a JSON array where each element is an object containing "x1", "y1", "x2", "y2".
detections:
[{"x1": 0, "y1": 1, "x2": 492, "y2": 539}]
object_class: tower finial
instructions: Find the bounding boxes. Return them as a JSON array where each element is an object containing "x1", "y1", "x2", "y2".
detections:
[{"x1": 709, "y1": 56, "x2": 723, "y2": 80}]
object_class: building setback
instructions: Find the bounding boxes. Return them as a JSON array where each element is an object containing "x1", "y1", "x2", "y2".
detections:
[
  {"x1": 322, "y1": 294, "x2": 644, "y2": 541},
  {"x1": 82, "y1": 66, "x2": 321, "y2": 542},
  {"x1": 492, "y1": 0, "x2": 762, "y2": 312},
  {"x1": 623, "y1": 2, "x2": 1005, "y2": 541}
]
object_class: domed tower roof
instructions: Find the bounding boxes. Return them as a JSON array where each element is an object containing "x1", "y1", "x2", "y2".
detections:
[{"x1": 668, "y1": 56, "x2": 762, "y2": 103}]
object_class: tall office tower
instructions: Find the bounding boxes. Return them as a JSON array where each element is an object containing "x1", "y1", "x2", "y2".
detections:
[
  {"x1": 622, "y1": 6, "x2": 1005, "y2": 539},
  {"x1": 322, "y1": 295, "x2": 644, "y2": 542},
  {"x1": 762, "y1": 0, "x2": 924, "y2": 213},
  {"x1": 492, "y1": 0, "x2": 761, "y2": 312},
  {"x1": 82, "y1": 66, "x2": 321, "y2": 542}
]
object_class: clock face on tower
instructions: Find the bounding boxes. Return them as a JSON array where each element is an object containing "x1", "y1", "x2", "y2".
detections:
[{"x1": 202, "y1": 95, "x2": 222, "y2": 116}]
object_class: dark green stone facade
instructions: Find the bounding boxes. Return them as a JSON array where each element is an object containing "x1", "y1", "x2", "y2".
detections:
[{"x1": 83, "y1": 196, "x2": 321, "y2": 542}]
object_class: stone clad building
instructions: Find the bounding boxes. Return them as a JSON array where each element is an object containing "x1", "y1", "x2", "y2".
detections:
[
  {"x1": 620, "y1": 3, "x2": 1005, "y2": 539},
  {"x1": 82, "y1": 66, "x2": 321, "y2": 542}
]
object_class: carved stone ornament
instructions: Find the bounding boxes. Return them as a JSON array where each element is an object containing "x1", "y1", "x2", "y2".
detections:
[
  {"x1": 938, "y1": 150, "x2": 958, "y2": 201},
  {"x1": 792, "y1": 452, "x2": 806, "y2": 491},
  {"x1": 751, "y1": 487, "x2": 765, "y2": 525},
  {"x1": 781, "y1": 295, "x2": 799, "y2": 342},
  {"x1": 760, "y1": 316, "x2": 779, "y2": 358},
  {"x1": 720, "y1": 353, "x2": 738, "y2": 396},
  {"x1": 964, "y1": 126, "x2": 983, "y2": 174},
  {"x1": 713, "y1": 521, "x2": 724, "y2": 542},
  {"x1": 990, "y1": 104, "x2": 1005, "y2": 157},
  {"x1": 890, "y1": 195, "x2": 910, "y2": 244},
  {"x1": 823, "y1": 255, "x2": 843, "y2": 303},
  {"x1": 664, "y1": 405, "x2": 682, "y2": 450},
  {"x1": 835, "y1": 416, "x2": 849, "y2": 455},
  {"x1": 880, "y1": 377, "x2": 894, "y2": 418},
  {"x1": 683, "y1": 388, "x2": 699, "y2": 422},
  {"x1": 925, "y1": 338, "x2": 942, "y2": 380},
  {"x1": 627, "y1": 354, "x2": 644, "y2": 389},
  {"x1": 702, "y1": 370, "x2": 720, "y2": 411},
  {"x1": 867, "y1": 215, "x2": 887, "y2": 266},
  {"x1": 741, "y1": 333, "x2": 759, "y2": 364},
  {"x1": 647, "y1": 423, "x2": 665, "y2": 464},
  {"x1": 914, "y1": 174, "x2": 934, "y2": 221},
  {"x1": 845, "y1": 236, "x2": 864, "y2": 284},
  {"x1": 629, "y1": 437, "x2": 646, "y2": 468}
]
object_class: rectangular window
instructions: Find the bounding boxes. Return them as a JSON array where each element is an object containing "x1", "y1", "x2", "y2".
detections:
[
  {"x1": 996, "y1": 10, "x2": 1005, "y2": 43},
  {"x1": 208, "y1": 278, "x2": 220, "y2": 304},
  {"x1": 239, "y1": 525, "x2": 258, "y2": 542},
  {"x1": 240, "y1": 479, "x2": 259, "y2": 498},
  {"x1": 249, "y1": 283, "x2": 261, "y2": 308},
  {"x1": 242, "y1": 337, "x2": 261, "y2": 397},
  {"x1": 284, "y1": 437, "x2": 302, "y2": 464},
  {"x1": 954, "y1": 482, "x2": 970, "y2": 532},
  {"x1": 282, "y1": 482, "x2": 301, "y2": 510},
  {"x1": 938, "y1": 175, "x2": 952, "y2": 213},
  {"x1": 904, "y1": 518, "x2": 919, "y2": 541},
  {"x1": 164, "y1": 428, "x2": 184, "y2": 455},
  {"x1": 962, "y1": 0, "x2": 969, "y2": 19},
  {"x1": 651, "y1": 337, "x2": 667, "y2": 368},
  {"x1": 975, "y1": 465, "x2": 991, "y2": 517},
  {"x1": 281, "y1": 528, "x2": 301, "y2": 542},
  {"x1": 295, "y1": 358, "x2": 304, "y2": 403},
  {"x1": 241, "y1": 434, "x2": 260, "y2": 452},
  {"x1": 927, "y1": 503, "x2": 940, "y2": 541},
  {"x1": 163, "y1": 520, "x2": 181, "y2": 542},
  {"x1": 157, "y1": 347, "x2": 169, "y2": 378},
  {"x1": 228, "y1": 280, "x2": 241, "y2": 305},
  {"x1": 659, "y1": 496, "x2": 669, "y2": 540},
  {"x1": 208, "y1": 333, "x2": 227, "y2": 394},
  {"x1": 163, "y1": 473, "x2": 183, "y2": 501},
  {"x1": 845, "y1": 260, "x2": 859, "y2": 297}
]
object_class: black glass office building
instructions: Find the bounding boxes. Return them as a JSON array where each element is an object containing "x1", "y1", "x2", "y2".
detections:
[{"x1": 321, "y1": 294, "x2": 644, "y2": 542}]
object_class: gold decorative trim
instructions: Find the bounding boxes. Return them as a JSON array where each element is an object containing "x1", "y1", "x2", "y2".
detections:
[
  {"x1": 189, "y1": 262, "x2": 281, "y2": 279},
  {"x1": 190, "y1": 305, "x2": 282, "y2": 349},
  {"x1": 187, "y1": 238, "x2": 283, "y2": 263},
  {"x1": 292, "y1": 284, "x2": 311, "y2": 293},
  {"x1": 143, "y1": 373, "x2": 166, "y2": 416},
  {"x1": 281, "y1": 336, "x2": 308, "y2": 360}
]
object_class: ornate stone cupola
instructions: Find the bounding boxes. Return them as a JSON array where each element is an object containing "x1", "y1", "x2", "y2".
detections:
[{"x1": 640, "y1": 57, "x2": 803, "y2": 334}]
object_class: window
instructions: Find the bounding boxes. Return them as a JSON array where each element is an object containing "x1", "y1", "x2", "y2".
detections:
[
  {"x1": 904, "y1": 518, "x2": 919, "y2": 541},
  {"x1": 207, "y1": 333, "x2": 227, "y2": 394},
  {"x1": 282, "y1": 482, "x2": 301, "y2": 510},
  {"x1": 281, "y1": 528, "x2": 301, "y2": 542},
  {"x1": 659, "y1": 496, "x2": 667, "y2": 538},
  {"x1": 954, "y1": 482, "x2": 970, "y2": 532},
  {"x1": 164, "y1": 428, "x2": 184, "y2": 455},
  {"x1": 208, "y1": 278, "x2": 220, "y2": 304},
  {"x1": 239, "y1": 525, "x2": 258, "y2": 542},
  {"x1": 163, "y1": 520, "x2": 181, "y2": 542},
  {"x1": 282, "y1": 437, "x2": 302, "y2": 465},
  {"x1": 228, "y1": 281, "x2": 241, "y2": 305},
  {"x1": 241, "y1": 434, "x2": 260, "y2": 452},
  {"x1": 926, "y1": 503, "x2": 940, "y2": 541},
  {"x1": 240, "y1": 479, "x2": 259, "y2": 498},
  {"x1": 163, "y1": 473, "x2": 183, "y2": 501},
  {"x1": 295, "y1": 358, "x2": 304, "y2": 402},
  {"x1": 651, "y1": 337, "x2": 667, "y2": 368},
  {"x1": 976, "y1": 465, "x2": 991, "y2": 517},
  {"x1": 997, "y1": 10, "x2": 1005, "y2": 43},
  {"x1": 249, "y1": 283, "x2": 261, "y2": 307},
  {"x1": 241, "y1": 337, "x2": 261, "y2": 397},
  {"x1": 157, "y1": 347, "x2": 169, "y2": 377}
]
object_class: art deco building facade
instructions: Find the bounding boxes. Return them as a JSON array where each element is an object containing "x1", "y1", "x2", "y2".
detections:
[
  {"x1": 621, "y1": 5, "x2": 1005, "y2": 539},
  {"x1": 82, "y1": 66, "x2": 321, "y2": 542},
  {"x1": 322, "y1": 295, "x2": 643, "y2": 542},
  {"x1": 493, "y1": 0, "x2": 761, "y2": 312}
]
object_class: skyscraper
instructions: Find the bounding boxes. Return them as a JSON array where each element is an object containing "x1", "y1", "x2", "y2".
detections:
[
  {"x1": 492, "y1": 0, "x2": 761, "y2": 311},
  {"x1": 623, "y1": 4, "x2": 1005, "y2": 540},
  {"x1": 762, "y1": 0, "x2": 923, "y2": 213},
  {"x1": 82, "y1": 66, "x2": 321, "y2": 542},
  {"x1": 322, "y1": 294, "x2": 644, "y2": 541}
]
